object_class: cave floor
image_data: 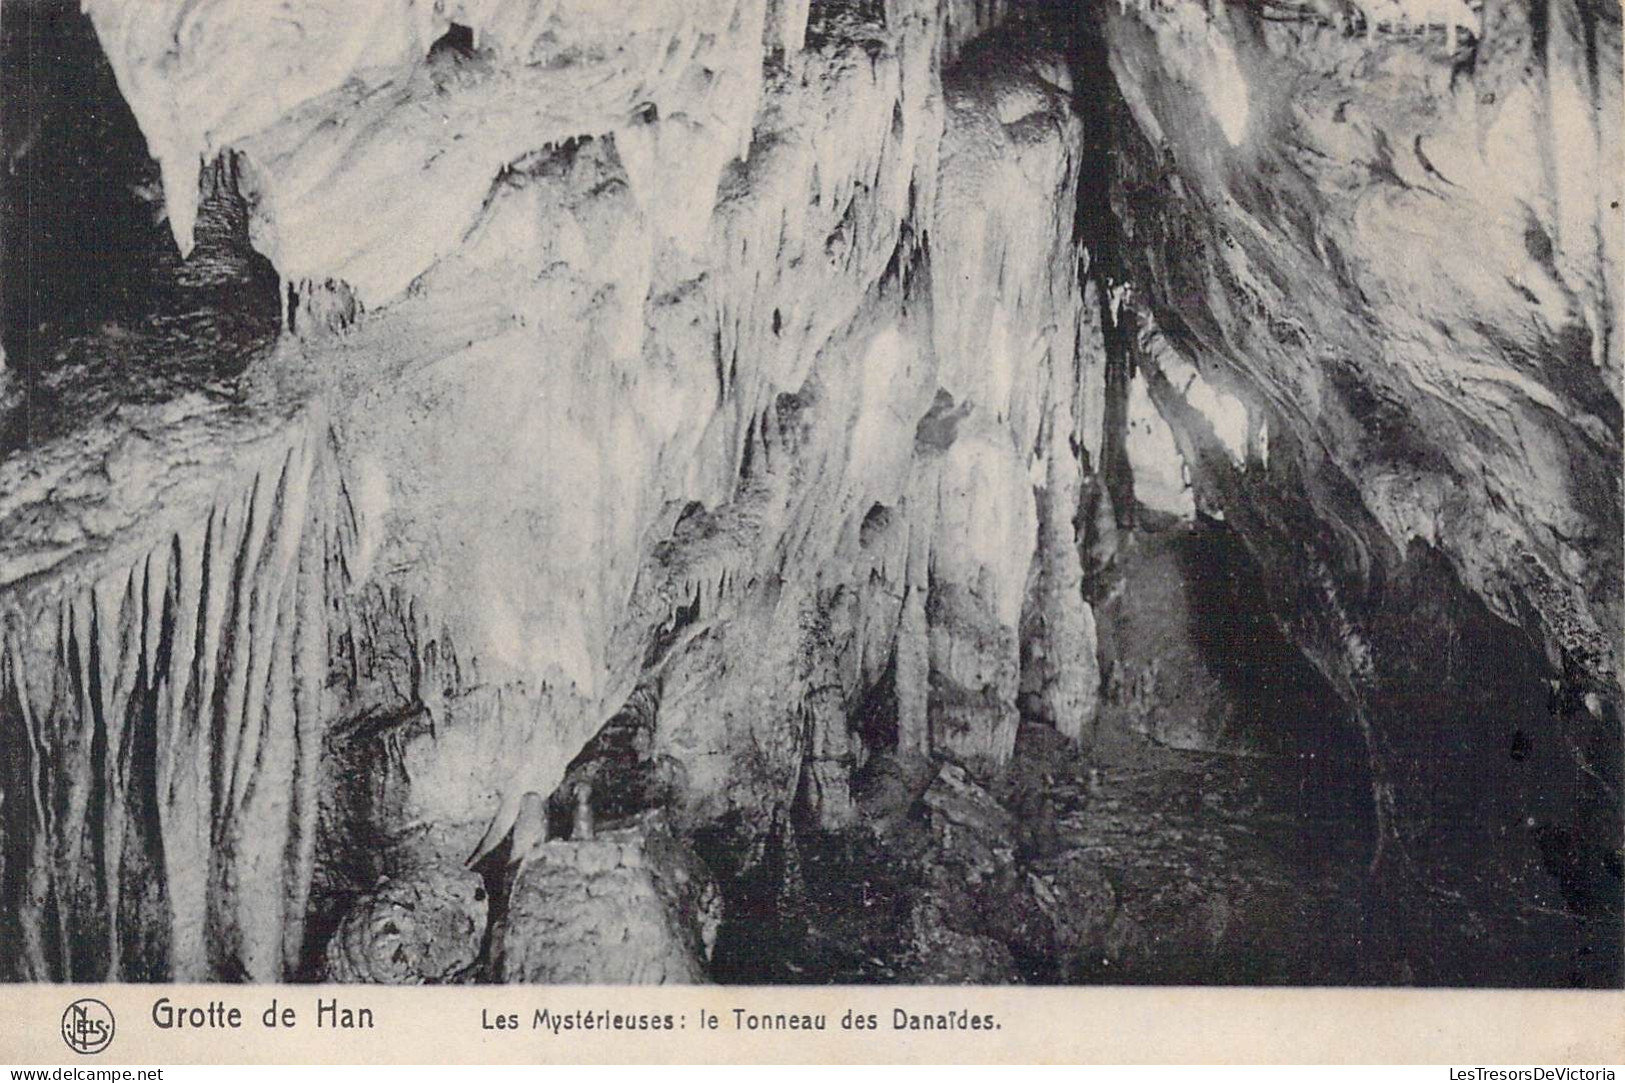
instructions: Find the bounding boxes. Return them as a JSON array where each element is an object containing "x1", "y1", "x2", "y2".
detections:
[
  {"x1": 719, "y1": 724, "x2": 1389, "y2": 986},
  {"x1": 1036, "y1": 732, "x2": 1380, "y2": 984}
]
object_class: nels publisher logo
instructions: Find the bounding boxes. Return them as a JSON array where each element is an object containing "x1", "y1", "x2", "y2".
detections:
[{"x1": 61, "y1": 998, "x2": 115, "y2": 1055}]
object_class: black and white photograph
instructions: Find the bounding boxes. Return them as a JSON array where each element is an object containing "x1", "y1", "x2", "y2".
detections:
[{"x1": 0, "y1": 0, "x2": 1619, "y2": 1003}]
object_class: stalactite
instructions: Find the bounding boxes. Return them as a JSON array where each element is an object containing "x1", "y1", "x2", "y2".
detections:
[{"x1": 0, "y1": 414, "x2": 351, "y2": 981}]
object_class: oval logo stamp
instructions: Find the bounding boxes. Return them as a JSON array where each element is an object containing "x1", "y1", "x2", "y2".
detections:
[{"x1": 61, "y1": 998, "x2": 115, "y2": 1055}]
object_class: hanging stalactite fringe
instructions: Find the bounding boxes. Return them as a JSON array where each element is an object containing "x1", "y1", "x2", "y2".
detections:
[{"x1": 0, "y1": 412, "x2": 354, "y2": 982}]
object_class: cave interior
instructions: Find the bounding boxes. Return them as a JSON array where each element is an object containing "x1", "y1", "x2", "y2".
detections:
[{"x1": 0, "y1": 0, "x2": 1619, "y2": 987}]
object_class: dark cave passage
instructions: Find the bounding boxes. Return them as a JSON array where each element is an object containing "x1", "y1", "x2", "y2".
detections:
[
  {"x1": 1, "y1": 0, "x2": 281, "y2": 455},
  {"x1": 1, "y1": 0, "x2": 161, "y2": 359}
]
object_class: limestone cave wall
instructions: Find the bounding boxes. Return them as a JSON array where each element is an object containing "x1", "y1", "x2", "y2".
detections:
[{"x1": 0, "y1": 0, "x2": 1617, "y2": 985}]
